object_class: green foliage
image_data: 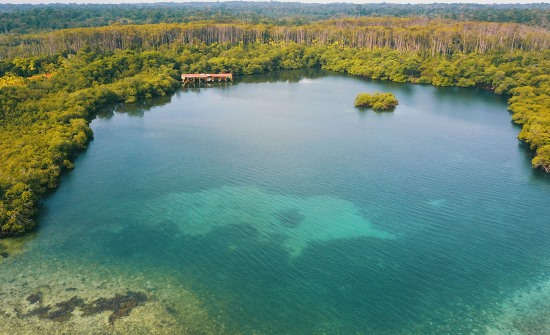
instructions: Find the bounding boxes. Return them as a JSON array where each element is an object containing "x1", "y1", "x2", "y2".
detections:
[
  {"x1": 533, "y1": 145, "x2": 550, "y2": 173},
  {"x1": 354, "y1": 92, "x2": 398, "y2": 111},
  {"x1": 0, "y1": 3, "x2": 548, "y2": 34},
  {"x1": 0, "y1": 19, "x2": 549, "y2": 237},
  {"x1": 2, "y1": 18, "x2": 549, "y2": 60}
]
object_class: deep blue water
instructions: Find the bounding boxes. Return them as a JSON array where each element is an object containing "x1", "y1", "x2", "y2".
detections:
[{"x1": 6, "y1": 70, "x2": 550, "y2": 334}]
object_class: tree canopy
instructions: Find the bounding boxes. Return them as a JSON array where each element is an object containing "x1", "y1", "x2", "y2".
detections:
[
  {"x1": 2, "y1": 18, "x2": 549, "y2": 60},
  {"x1": 355, "y1": 92, "x2": 399, "y2": 111},
  {"x1": 0, "y1": 2, "x2": 549, "y2": 34}
]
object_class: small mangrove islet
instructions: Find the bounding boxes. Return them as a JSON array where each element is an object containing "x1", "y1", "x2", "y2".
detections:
[{"x1": 354, "y1": 92, "x2": 399, "y2": 111}]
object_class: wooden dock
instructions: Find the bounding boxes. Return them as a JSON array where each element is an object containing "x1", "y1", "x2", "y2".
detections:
[{"x1": 181, "y1": 73, "x2": 233, "y2": 85}]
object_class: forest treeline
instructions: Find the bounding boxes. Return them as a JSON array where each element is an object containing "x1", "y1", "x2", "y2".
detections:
[
  {"x1": 0, "y1": 19, "x2": 549, "y2": 237},
  {"x1": 1, "y1": 2, "x2": 549, "y2": 33},
  {"x1": 2, "y1": 18, "x2": 549, "y2": 60}
]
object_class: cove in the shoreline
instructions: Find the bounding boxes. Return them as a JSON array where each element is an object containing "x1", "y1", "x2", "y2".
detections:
[{"x1": 1, "y1": 70, "x2": 550, "y2": 334}]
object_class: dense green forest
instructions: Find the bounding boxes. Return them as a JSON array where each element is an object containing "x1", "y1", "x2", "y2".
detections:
[
  {"x1": 0, "y1": 16, "x2": 549, "y2": 237},
  {"x1": 1, "y1": 2, "x2": 549, "y2": 33},
  {"x1": 2, "y1": 18, "x2": 549, "y2": 59}
]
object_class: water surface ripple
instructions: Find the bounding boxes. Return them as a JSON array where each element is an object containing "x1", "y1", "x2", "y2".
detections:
[{"x1": 1, "y1": 70, "x2": 549, "y2": 334}]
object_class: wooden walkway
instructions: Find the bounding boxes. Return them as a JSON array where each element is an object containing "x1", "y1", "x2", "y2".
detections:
[{"x1": 181, "y1": 73, "x2": 233, "y2": 84}]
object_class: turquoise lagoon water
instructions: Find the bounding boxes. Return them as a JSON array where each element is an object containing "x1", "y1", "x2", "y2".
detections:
[{"x1": 1, "y1": 70, "x2": 550, "y2": 334}]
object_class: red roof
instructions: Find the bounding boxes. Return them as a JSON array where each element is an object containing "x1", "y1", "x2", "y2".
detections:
[{"x1": 181, "y1": 73, "x2": 232, "y2": 78}]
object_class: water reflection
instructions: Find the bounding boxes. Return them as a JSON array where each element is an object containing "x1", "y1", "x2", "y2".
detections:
[
  {"x1": 97, "y1": 95, "x2": 173, "y2": 119},
  {"x1": 237, "y1": 68, "x2": 328, "y2": 83}
]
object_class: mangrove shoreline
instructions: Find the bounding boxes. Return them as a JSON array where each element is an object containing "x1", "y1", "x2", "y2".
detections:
[{"x1": 1, "y1": 19, "x2": 549, "y2": 237}]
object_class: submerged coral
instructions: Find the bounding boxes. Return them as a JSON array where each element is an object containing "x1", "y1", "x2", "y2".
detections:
[
  {"x1": 81, "y1": 291, "x2": 148, "y2": 324},
  {"x1": 46, "y1": 296, "x2": 85, "y2": 322},
  {"x1": 22, "y1": 292, "x2": 146, "y2": 324},
  {"x1": 26, "y1": 292, "x2": 42, "y2": 305}
]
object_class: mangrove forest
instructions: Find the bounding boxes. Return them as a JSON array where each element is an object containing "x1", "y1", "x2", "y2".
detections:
[{"x1": 354, "y1": 92, "x2": 399, "y2": 111}]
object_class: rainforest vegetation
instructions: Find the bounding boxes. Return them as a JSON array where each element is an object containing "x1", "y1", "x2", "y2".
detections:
[
  {"x1": 0, "y1": 13, "x2": 549, "y2": 237},
  {"x1": 1, "y1": 2, "x2": 549, "y2": 33},
  {"x1": 355, "y1": 93, "x2": 398, "y2": 111},
  {"x1": 2, "y1": 18, "x2": 549, "y2": 59}
]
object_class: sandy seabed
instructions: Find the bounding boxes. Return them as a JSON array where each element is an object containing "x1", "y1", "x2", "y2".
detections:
[
  {"x1": 0, "y1": 252, "x2": 227, "y2": 335},
  {"x1": 485, "y1": 275, "x2": 550, "y2": 335},
  {"x1": 1, "y1": 235, "x2": 550, "y2": 335}
]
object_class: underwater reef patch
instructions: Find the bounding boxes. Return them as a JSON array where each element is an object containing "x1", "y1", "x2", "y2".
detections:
[
  {"x1": 81, "y1": 290, "x2": 148, "y2": 324},
  {"x1": 26, "y1": 292, "x2": 42, "y2": 305},
  {"x1": 21, "y1": 290, "x2": 147, "y2": 324},
  {"x1": 47, "y1": 296, "x2": 85, "y2": 322},
  {"x1": 23, "y1": 296, "x2": 84, "y2": 322}
]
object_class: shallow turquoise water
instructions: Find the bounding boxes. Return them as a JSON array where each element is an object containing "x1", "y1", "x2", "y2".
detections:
[{"x1": 6, "y1": 70, "x2": 550, "y2": 333}]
